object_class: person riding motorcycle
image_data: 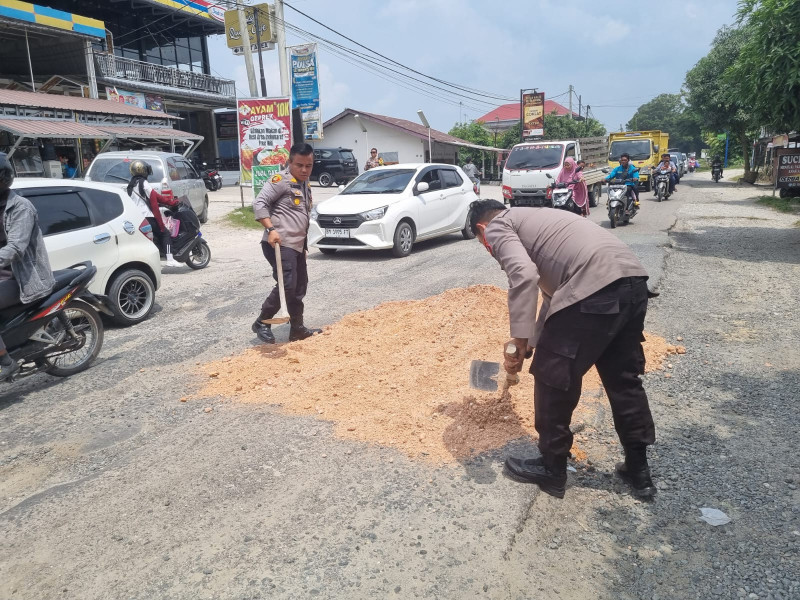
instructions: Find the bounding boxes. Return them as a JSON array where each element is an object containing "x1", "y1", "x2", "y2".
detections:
[
  {"x1": 653, "y1": 153, "x2": 678, "y2": 195},
  {"x1": 555, "y1": 157, "x2": 589, "y2": 216},
  {"x1": 126, "y1": 159, "x2": 181, "y2": 267},
  {"x1": 0, "y1": 152, "x2": 56, "y2": 381},
  {"x1": 604, "y1": 153, "x2": 640, "y2": 212},
  {"x1": 711, "y1": 155, "x2": 724, "y2": 179}
]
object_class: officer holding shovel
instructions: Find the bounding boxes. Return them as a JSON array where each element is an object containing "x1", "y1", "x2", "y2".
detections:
[
  {"x1": 468, "y1": 199, "x2": 657, "y2": 500},
  {"x1": 252, "y1": 143, "x2": 321, "y2": 344}
]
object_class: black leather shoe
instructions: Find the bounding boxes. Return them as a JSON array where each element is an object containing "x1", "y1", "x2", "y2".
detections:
[
  {"x1": 289, "y1": 325, "x2": 321, "y2": 341},
  {"x1": 616, "y1": 446, "x2": 656, "y2": 499},
  {"x1": 504, "y1": 455, "x2": 568, "y2": 498},
  {"x1": 251, "y1": 321, "x2": 275, "y2": 344}
]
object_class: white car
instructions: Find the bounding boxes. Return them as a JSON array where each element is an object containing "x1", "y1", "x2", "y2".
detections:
[
  {"x1": 308, "y1": 164, "x2": 479, "y2": 257},
  {"x1": 12, "y1": 179, "x2": 161, "y2": 326}
]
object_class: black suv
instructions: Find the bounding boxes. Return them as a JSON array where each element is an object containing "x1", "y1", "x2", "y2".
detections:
[{"x1": 312, "y1": 147, "x2": 358, "y2": 187}]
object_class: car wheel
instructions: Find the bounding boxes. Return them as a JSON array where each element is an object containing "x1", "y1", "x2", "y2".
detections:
[
  {"x1": 461, "y1": 210, "x2": 476, "y2": 240},
  {"x1": 108, "y1": 269, "x2": 155, "y2": 326},
  {"x1": 199, "y1": 196, "x2": 209, "y2": 224},
  {"x1": 319, "y1": 248, "x2": 338, "y2": 255},
  {"x1": 392, "y1": 221, "x2": 414, "y2": 258},
  {"x1": 318, "y1": 172, "x2": 333, "y2": 187}
]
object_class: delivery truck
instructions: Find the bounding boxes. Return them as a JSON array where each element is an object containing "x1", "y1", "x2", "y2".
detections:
[{"x1": 607, "y1": 131, "x2": 669, "y2": 192}]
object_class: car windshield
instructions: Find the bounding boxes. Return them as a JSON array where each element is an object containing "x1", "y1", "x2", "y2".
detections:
[
  {"x1": 505, "y1": 144, "x2": 564, "y2": 170},
  {"x1": 609, "y1": 140, "x2": 652, "y2": 161},
  {"x1": 342, "y1": 169, "x2": 415, "y2": 194},
  {"x1": 339, "y1": 150, "x2": 355, "y2": 162},
  {"x1": 88, "y1": 157, "x2": 164, "y2": 183}
]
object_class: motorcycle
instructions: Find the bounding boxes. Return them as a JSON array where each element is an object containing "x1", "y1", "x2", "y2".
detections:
[
  {"x1": 688, "y1": 160, "x2": 696, "y2": 173},
  {"x1": 155, "y1": 199, "x2": 211, "y2": 270},
  {"x1": 545, "y1": 173, "x2": 583, "y2": 215},
  {"x1": 201, "y1": 162, "x2": 222, "y2": 191},
  {"x1": 712, "y1": 165, "x2": 722, "y2": 183},
  {"x1": 654, "y1": 168, "x2": 672, "y2": 202},
  {"x1": 602, "y1": 169, "x2": 639, "y2": 228},
  {"x1": 0, "y1": 262, "x2": 110, "y2": 382}
]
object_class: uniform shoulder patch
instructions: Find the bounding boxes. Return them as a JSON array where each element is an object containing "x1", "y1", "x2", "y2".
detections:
[{"x1": 270, "y1": 174, "x2": 283, "y2": 183}]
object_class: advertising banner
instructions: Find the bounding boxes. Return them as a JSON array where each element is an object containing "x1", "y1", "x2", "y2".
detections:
[
  {"x1": 522, "y1": 92, "x2": 545, "y2": 138},
  {"x1": 237, "y1": 98, "x2": 291, "y2": 194},
  {"x1": 224, "y1": 4, "x2": 272, "y2": 51},
  {"x1": 106, "y1": 87, "x2": 164, "y2": 112},
  {"x1": 775, "y1": 148, "x2": 800, "y2": 190},
  {"x1": 289, "y1": 43, "x2": 322, "y2": 140}
]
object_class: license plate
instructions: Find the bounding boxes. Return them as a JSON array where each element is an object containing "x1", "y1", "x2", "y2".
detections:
[{"x1": 325, "y1": 228, "x2": 350, "y2": 238}]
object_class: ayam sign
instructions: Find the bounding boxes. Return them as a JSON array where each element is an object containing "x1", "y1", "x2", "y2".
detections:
[{"x1": 775, "y1": 149, "x2": 800, "y2": 189}]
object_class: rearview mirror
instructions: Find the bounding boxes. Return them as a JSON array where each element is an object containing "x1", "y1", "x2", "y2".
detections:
[
  {"x1": 416, "y1": 181, "x2": 429, "y2": 193},
  {"x1": 545, "y1": 173, "x2": 553, "y2": 179},
  {"x1": 602, "y1": 168, "x2": 610, "y2": 173},
  {"x1": 653, "y1": 145, "x2": 660, "y2": 153}
]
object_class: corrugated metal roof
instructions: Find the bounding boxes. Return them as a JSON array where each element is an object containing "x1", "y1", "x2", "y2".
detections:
[
  {"x1": 0, "y1": 89, "x2": 176, "y2": 119},
  {"x1": 97, "y1": 125, "x2": 202, "y2": 140},
  {"x1": 0, "y1": 118, "x2": 111, "y2": 138},
  {"x1": 477, "y1": 101, "x2": 578, "y2": 123}
]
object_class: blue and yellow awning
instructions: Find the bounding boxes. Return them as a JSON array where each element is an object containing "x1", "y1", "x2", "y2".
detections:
[{"x1": 0, "y1": 0, "x2": 106, "y2": 38}]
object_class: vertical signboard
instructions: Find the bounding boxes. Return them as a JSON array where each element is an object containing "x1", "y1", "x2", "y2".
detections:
[
  {"x1": 522, "y1": 92, "x2": 545, "y2": 138},
  {"x1": 224, "y1": 4, "x2": 273, "y2": 54},
  {"x1": 290, "y1": 43, "x2": 322, "y2": 140},
  {"x1": 775, "y1": 148, "x2": 800, "y2": 191},
  {"x1": 237, "y1": 98, "x2": 291, "y2": 195}
]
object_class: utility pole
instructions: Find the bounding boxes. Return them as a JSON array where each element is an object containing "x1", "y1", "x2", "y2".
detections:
[
  {"x1": 568, "y1": 84, "x2": 574, "y2": 119},
  {"x1": 237, "y1": 8, "x2": 258, "y2": 96},
  {"x1": 577, "y1": 95, "x2": 582, "y2": 123},
  {"x1": 274, "y1": 0, "x2": 290, "y2": 96},
  {"x1": 253, "y1": 7, "x2": 267, "y2": 96}
]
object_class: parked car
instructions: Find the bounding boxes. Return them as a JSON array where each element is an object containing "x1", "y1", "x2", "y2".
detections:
[
  {"x1": 308, "y1": 164, "x2": 478, "y2": 258},
  {"x1": 12, "y1": 179, "x2": 162, "y2": 326},
  {"x1": 667, "y1": 149, "x2": 686, "y2": 178},
  {"x1": 312, "y1": 147, "x2": 359, "y2": 187},
  {"x1": 85, "y1": 151, "x2": 210, "y2": 223}
]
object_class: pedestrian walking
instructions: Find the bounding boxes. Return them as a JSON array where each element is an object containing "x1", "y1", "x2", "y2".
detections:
[
  {"x1": 252, "y1": 143, "x2": 321, "y2": 344},
  {"x1": 468, "y1": 199, "x2": 657, "y2": 500}
]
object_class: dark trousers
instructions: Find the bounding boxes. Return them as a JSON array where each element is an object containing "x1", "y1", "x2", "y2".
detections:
[
  {"x1": 0, "y1": 278, "x2": 21, "y2": 351},
  {"x1": 146, "y1": 217, "x2": 171, "y2": 254},
  {"x1": 259, "y1": 242, "x2": 308, "y2": 324},
  {"x1": 530, "y1": 277, "x2": 656, "y2": 457}
]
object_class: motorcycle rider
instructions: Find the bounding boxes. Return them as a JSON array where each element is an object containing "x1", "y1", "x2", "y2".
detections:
[
  {"x1": 555, "y1": 157, "x2": 589, "y2": 216},
  {"x1": 126, "y1": 159, "x2": 181, "y2": 267},
  {"x1": 711, "y1": 155, "x2": 724, "y2": 179},
  {"x1": 653, "y1": 153, "x2": 678, "y2": 195},
  {"x1": 0, "y1": 153, "x2": 56, "y2": 381},
  {"x1": 462, "y1": 157, "x2": 482, "y2": 185},
  {"x1": 604, "y1": 153, "x2": 640, "y2": 212}
]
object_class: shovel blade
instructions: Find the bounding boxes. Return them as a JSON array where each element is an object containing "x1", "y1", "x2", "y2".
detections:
[{"x1": 469, "y1": 360, "x2": 501, "y2": 392}]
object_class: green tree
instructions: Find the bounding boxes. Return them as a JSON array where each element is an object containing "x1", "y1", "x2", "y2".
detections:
[
  {"x1": 494, "y1": 113, "x2": 605, "y2": 150},
  {"x1": 684, "y1": 26, "x2": 758, "y2": 180},
  {"x1": 733, "y1": 0, "x2": 800, "y2": 133},
  {"x1": 626, "y1": 93, "x2": 703, "y2": 152},
  {"x1": 448, "y1": 120, "x2": 492, "y2": 166}
]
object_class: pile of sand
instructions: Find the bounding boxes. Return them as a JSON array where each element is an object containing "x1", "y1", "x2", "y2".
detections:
[{"x1": 196, "y1": 286, "x2": 675, "y2": 462}]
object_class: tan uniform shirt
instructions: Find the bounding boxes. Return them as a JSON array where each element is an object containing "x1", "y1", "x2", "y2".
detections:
[
  {"x1": 485, "y1": 208, "x2": 648, "y2": 347},
  {"x1": 253, "y1": 169, "x2": 313, "y2": 253}
]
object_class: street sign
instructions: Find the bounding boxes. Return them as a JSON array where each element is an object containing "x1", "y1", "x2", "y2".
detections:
[
  {"x1": 775, "y1": 148, "x2": 800, "y2": 190},
  {"x1": 233, "y1": 42, "x2": 275, "y2": 55},
  {"x1": 224, "y1": 4, "x2": 273, "y2": 50}
]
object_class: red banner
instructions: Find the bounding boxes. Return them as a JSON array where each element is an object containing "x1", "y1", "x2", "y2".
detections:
[{"x1": 237, "y1": 97, "x2": 291, "y2": 187}]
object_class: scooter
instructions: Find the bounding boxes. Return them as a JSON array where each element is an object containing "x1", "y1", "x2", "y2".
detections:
[
  {"x1": 654, "y1": 168, "x2": 672, "y2": 202},
  {"x1": 712, "y1": 165, "x2": 723, "y2": 183},
  {"x1": 0, "y1": 262, "x2": 110, "y2": 382},
  {"x1": 602, "y1": 169, "x2": 639, "y2": 228},
  {"x1": 545, "y1": 173, "x2": 583, "y2": 216},
  {"x1": 201, "y1": 163, "x2": 222, "y2": 191},
  {"x1": 156, "y1": 200, "x2": 211, "y2": 270}
]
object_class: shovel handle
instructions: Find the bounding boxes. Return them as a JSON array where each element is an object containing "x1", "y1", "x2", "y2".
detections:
[{"x1": 274, "y1": 242, "x2": 289, "y2": 316}]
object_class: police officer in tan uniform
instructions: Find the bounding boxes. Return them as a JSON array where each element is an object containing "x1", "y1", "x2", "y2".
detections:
[{"x1": 252, "y1": 143, "x2": 321, "y2": 344}]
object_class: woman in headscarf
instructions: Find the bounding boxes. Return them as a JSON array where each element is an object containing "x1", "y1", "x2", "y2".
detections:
[{"x1": 555, "y1": 156, "x2": 589, "y2": 216}]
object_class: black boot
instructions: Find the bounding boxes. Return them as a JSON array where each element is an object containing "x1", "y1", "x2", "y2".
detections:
[
  {"x1": 504, "y1": 454, "x2": 568, "y2": 498},
  {"x1": 289, "y1": 320, "x2": 321, "y2": 341},
  {"x1": 251, "y1": 320, "x2": 275, "y2": 344},
  {"x1": 616, "y1": 445, "x2": 656, "y2": 499}
]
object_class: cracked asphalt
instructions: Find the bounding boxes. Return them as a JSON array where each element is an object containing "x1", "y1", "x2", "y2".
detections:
[{"x1": 2, "y1": 170, "x2": 798, "y2": 599}]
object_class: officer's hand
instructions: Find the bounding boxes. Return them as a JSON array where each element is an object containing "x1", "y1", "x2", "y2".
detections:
[
  {"x1": 503, "y1": 338, "x2": 529, "y2": 375},
  {"x1": 268, "y1": 229, "x2": 281, "y2": 247}
]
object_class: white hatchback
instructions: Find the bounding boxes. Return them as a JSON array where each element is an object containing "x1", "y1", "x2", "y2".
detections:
[
  {"x1": 12, "y1": 179, "x2": 162, "y2": 326},
  {"x1": 308, "y1": 164, "x2": 479, "y2": 257}
]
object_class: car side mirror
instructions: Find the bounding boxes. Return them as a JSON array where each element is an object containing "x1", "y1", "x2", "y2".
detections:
[
  {"x1": 654, "y1": 145, "x2": 660, "y2": 153},
  {"x1": 545, "y1": 173, "x2": 553, "y2": 179},
  {"x1": 338, "y1": 184, "x2": 345, "y2": 191},
  {"x1": 602, "y1": 168, "x2": 610, "y2": 173},
  {"x1": 416, "y1": 181, "x2": 429, "y2": 193}
]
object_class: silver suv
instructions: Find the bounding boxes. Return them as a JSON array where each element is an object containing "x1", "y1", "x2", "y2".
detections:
[{"x1": 85, "y1": 151, "x2": 209, "y2": 223}]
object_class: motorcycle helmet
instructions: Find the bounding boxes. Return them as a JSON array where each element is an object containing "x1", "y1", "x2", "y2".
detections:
[
  {"x1": 0, "y1": 152, "x2": 14, "y2": 190},
  {"x1": 129, "y1": 159, "x2": 152, "y2": 177}
]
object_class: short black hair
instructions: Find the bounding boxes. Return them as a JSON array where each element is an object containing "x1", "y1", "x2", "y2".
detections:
[
  {"x1": 469, "y1": 199, "x2": 507, "y2": 235},
  {"x1": 662, "y1": 153, "x2": 671, "y2": 158},
  {"x1": 289, "y1": 143, "x2": 314, "y2": 160},
  {"x1": 465, "y1": 156, "x2": 472, "y2": 163},
  {"x1": 620, "y1": 153, "x2": 630, "y2": 160}
]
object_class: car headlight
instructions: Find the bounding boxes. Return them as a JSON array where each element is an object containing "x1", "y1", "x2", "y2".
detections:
[
  {"x1": 360, "y1": 206, "x2": 387, "y2": 221},
  {"x1": 310, "y1": 206, "x2": 318, "y2": 221}
]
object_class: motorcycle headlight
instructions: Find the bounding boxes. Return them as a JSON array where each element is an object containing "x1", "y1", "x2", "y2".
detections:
[
  {"x1": 310, "y1": 206, "x2": 318, "y2": 221},
  {"x1": 640, "y1": 167, "x2": 651, "y2": 175},
  {"x1": 360, "y1": 206, "x2": 387, "y2": 221}
]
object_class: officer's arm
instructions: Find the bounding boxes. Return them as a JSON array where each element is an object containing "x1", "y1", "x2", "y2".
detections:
[{"x1": 253, "y1": 181, "x2": 278, "y2": 229}]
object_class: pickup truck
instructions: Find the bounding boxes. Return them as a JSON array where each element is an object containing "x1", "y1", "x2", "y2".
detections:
[{"x1": 502, "y1": 137, "x2": 608, "y2": 207}]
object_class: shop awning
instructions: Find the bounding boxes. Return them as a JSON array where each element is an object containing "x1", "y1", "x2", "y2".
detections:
[
  {"x1": 95, "y1": 124, "x2": 202, "y2": 141},
  {"x1": 0, "y1": 118, "x2": 112, "y2": 138}
]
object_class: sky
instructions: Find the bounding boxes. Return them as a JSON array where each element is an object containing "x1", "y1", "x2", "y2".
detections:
[{"x1": 206, "y1": 0, "x2": 741, "y2": 135}]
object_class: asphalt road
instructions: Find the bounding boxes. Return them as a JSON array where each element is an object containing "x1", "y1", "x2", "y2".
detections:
[{"x1": 7, "y1": 168, "x2": 795, "y2": 600}]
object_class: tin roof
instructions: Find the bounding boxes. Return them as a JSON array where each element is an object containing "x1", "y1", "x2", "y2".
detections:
[
  {"x1": 0, "y1": 89, "x2": 177, "y2": 119},
  {"x1": 0, "y1": 118, "x2": 112, "y2": 138},
  {"x1": 96, "y1": 124, "x2": 201, "y2": 140}
]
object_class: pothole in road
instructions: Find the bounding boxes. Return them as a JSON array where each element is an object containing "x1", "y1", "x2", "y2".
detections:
[{"x1": 195, "y1": 286, "x2": 678, "y2": 463}]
